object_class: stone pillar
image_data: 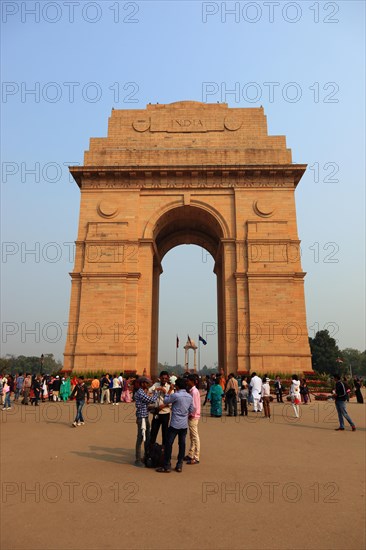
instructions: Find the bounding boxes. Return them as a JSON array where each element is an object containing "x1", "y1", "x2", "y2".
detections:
[{"x1": 221, "y1": 239, "x2": 238, "y2": 377}]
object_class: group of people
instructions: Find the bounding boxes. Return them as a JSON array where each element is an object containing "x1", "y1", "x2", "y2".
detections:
[
  {"x1": 90, "y1": 373, "x2": 132, "y2": 404},
  {"x1": 132, "y1": 369, "x2": 361, "y2": 473},
  {"x1": 0, "y1": 372, "x2": 136, "y2": 410},
  {"x1": 134, "y1": 371, "x2": 200, "y2": 473},
  {"x1": 0, "y1": 373, "x2": 76, "y2": 408},
  {"x1": 203, "y1": 372, "x2": 300, "y2": 420},
  {"x1": 1, "y1": 369, "x2": 362, "y2": 437}
]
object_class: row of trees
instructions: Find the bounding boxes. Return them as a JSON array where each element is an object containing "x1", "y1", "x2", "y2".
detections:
[
  {"x1": 309, "y1": 330, "x2": 366, "y2": 377},
  {"x1": 0, "y1": 354, "x2": 62, "y2": 376},
  {"x1": 1, "y1": 332, "x2": 365, "y2": 377}
]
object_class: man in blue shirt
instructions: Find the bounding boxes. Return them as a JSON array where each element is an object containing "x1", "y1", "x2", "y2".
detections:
[
  {"x1": 156, "y1": 377, "x2": 194, "y2": 473},
  {"x1": 15, "y1": 373, "x2": 24, "y2": 401}
]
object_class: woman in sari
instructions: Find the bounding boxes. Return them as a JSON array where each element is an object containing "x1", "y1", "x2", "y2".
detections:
[
  {"x1": 60, "y1": 377, "x2": 71, "y2": 402},
  {"x1": 207, "y1": 378, "x2": 224, "y2": 417},
  {"x1": 121, "y1": 378, "x2": 132, "y2": 403}
]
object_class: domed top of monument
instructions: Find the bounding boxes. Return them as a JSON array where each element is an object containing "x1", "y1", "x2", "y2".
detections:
[{"x1": 82, "y1": 102, "x2": 293, "y2": 168}]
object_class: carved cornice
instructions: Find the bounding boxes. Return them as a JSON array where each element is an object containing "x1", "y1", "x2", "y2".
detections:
[
  {"x1": 65, "y1": 353, "x2": 138, "y2": 357},
  {"x1": 246, "y1": 272, "x2": 306, "y2": 279},
  {"x1": 70, "y1": 272, "x2": 141, "y2": 279},
  {"x1": 69, "y1": 164, "x2": 306, "y2": 190}
]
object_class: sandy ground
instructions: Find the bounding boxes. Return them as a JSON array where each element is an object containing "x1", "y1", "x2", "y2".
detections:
[{"x1": 1, "y1": 395, "x2": 365, "y2": 550}]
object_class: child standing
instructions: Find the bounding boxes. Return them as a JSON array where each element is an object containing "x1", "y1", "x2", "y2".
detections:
[{"x1": 239, "y1": 381, "x2": 248, "y2": 416}]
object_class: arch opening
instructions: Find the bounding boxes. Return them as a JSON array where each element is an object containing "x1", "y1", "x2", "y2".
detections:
[
  {"x1": 150, "y1": 205, "x2": 225, "y2": 377},
  {"x1": 157, "y1": 245, "x2": 218, "y2": 373},
  {"x1": 153, "y1": 205, "x2": 224, "y2": 261}
]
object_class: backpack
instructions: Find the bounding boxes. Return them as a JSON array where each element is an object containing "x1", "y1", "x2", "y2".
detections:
[{"x1": 145, "y1": 443, "x2": 165, "y2": 468}]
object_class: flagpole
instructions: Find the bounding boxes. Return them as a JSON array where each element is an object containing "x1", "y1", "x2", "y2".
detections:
[
  {"x1": 176, "y1": 334, "x2": 178, "y2": 369},
  {"x1": 198, "y1": 335, "x2": 200, "y2": 375}
]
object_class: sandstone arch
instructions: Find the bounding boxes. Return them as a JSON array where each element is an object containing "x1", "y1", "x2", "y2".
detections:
[{"x1": 64, "y1": 101, "x2": 312, "y2": 376}]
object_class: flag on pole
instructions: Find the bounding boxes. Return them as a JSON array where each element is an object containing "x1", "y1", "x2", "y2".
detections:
[
  {"x1": 176, "y1": 335, "x2": 179, "y2": 348},
  {"x1": 199, "y1": 335, "x2": 207, "y2": 345},
  {"x1": 336, "y1": 357, "x2": 344, "y2": 363}
]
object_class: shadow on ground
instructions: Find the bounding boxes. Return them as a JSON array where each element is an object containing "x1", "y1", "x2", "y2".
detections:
[{"x1": 71, "y1": 445, "x2": 134, "y2": 464}]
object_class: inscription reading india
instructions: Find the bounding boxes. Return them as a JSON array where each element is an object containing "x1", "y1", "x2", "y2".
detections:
[{"x1": 174, "y1": 119, "x2": 203, "y2": 128}]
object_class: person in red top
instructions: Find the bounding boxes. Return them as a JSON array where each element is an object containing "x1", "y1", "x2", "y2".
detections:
[{"x1": 185, "y1": 374, "x2": 201, "y2": 465}]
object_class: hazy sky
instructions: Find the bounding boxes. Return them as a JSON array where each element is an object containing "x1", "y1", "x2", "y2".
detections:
[{"x1": 1, "y1": 1, "x2": 365, "y2": 367}]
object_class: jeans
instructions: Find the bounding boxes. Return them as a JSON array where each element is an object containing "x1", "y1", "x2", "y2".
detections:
[
  {"x1": 22, "y1": 388, "x2": 30, "y2": 405},
  {"x1": 75, "y1": 400, "x2": 85, "y2": 423},
  {"x1": 92, "y1": 389, "x2": 100, "y2": 403},
  {"x1": 227, "y1": 393, "x2": 237, "y2": 416},
  {"x1": 4, "y1": 392, "x2": 11, "y2": 408},
  {"x1": 276, "y1": 390, "x2": 283, "y2": 403},
  {"x1": 34, "y1": 389, "x2": 40, "y2": 406},
  {"x1": 335, "y1": 400, "x2": 354, "y2": 429},
  {"x1": 150, "y1": 413, "x2": 170, "y2": 446},
  {"x1": 111, "y1": 388, "x2": 121, "y2": 403},
  {"x1": 240, "y1": 399, "x2": 248, "y2": 415},
  {"x1": 164, "y1": 426, "x2": 187, "y2": 469},
  {"x1": 136, "y1": 417, "x2": 151, "y2": 461}
]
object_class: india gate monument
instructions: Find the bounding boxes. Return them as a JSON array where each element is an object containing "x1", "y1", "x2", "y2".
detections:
[{"x1": 64, "y1": 101, "x2": 312, "y2": 376}]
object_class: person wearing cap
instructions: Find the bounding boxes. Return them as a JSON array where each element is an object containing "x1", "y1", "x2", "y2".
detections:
[
  {"x1": 134, "y1": 376, "x2": 166, "y2": 468},
  {"x1": 262, "y1": 376, "x2": 271, "y2": 418}
]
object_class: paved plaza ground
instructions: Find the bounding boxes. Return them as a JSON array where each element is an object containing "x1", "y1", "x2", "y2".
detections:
[{"x1": 1, "y1": 395, "x2": 365, "y2": 550}]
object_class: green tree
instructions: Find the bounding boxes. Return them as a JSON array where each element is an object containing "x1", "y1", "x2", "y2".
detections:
[
  {"x1": 309, "y1": 330, "x2": 342, "y2": 376},
  {"x1": 340, "y1": 348, "x2": 366, "y2": 377},
  {"x1": 0, "y1": 354, "x2": 62, "y2": 376}
]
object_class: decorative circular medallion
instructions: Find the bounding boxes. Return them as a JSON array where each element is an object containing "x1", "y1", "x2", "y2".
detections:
[
  {"x1": 253, "y1": 199, "x2": 275, "y2": 217},
  {"x1": 224, "y1": 116, "x2": 242, "y2": 131},
  {"x1": 98, "y1": 200, "x2": 118, "y2": 218},
  {"x1": 132, "y1": 118, "x2": 150, "y2": 132}
]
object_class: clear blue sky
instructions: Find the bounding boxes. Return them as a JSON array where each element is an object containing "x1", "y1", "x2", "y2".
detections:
[{"x1": 1, "y1": 1, "x2": 365, "y2": 367}]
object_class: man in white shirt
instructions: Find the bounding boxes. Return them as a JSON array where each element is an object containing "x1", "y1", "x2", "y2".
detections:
[
  {"x1": 148, "y1": 371, "x2": 173, "y2": 447},
  {"x1": 250, "y1": 372, "x2": 263, "y2": 413},
  {"x1": 262, "y1": 377, "x2": 271, "y2": 418}
]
